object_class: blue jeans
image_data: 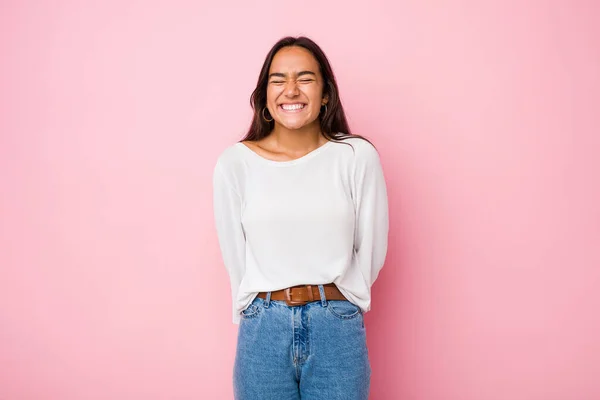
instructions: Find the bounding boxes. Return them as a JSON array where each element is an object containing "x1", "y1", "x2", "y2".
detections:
[{"x1": 233, "y1": 285, "x2": 371, "y2": 400}]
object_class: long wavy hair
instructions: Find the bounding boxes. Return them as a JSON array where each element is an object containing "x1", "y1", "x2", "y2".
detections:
[{"x1": 241, "y1": 36, "x2": 371, "y2": 146}]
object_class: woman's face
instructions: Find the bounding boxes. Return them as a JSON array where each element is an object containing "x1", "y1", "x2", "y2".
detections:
[{"x1": 266, "y1": 46, "x2": 329, "y2": 131}]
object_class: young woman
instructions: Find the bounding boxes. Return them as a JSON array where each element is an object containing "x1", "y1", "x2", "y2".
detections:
[{"x1": 213, "y1": 36, "x2": 389, "y2": 400}]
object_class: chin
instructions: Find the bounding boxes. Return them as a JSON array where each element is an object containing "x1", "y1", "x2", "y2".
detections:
[
  {"x1": 277, "y1": 118, "x2": 318, "y2": 131},
  {"x1": 281, "y1": 123, "x2": 306, "y2": 130}
]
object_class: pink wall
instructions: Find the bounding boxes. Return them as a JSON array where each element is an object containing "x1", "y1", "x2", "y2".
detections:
[{"x1": 1, "y1": 1, "x2": 599, "y2": 399}]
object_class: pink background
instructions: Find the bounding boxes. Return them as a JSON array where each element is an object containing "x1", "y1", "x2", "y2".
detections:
[{"x1": 1, "y1": 1, "x2": 599, "y2": 399}]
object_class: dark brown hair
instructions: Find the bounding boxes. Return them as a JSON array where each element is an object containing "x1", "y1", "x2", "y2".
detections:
[{"x1": 241, "y1": 36, "x2": 371, "y2": 146}]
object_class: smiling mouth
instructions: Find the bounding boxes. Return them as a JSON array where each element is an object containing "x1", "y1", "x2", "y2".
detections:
[{"x1": 279, "y1": 103, "x2": 306, "y2": 112}]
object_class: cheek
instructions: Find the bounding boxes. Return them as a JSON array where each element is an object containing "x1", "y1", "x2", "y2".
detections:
[
  {"x1": 266, "y1": 87, "x2": 278, "y2": 105},
  {"x1": 267, "y1": 85, "x2": 283, "y2": 103},
  {"x1": 266, "y1": 92, "x2": 274, "y2": 107},
  {"x1": 307, "y1": 86, "x2": 325, "y2": 103}
]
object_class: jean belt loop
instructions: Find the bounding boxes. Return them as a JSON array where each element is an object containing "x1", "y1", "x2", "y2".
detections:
[
  {"x1": 264, "y1": 291, "x2": 271, "y2": 308},
  {"x1": 318, "y1": 284, "x2": 327, "y2": 307}
]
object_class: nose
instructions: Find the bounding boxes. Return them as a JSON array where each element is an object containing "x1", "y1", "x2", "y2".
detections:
[{"x1": 284, "y1": 80, "x2": 299, "y2": 97}]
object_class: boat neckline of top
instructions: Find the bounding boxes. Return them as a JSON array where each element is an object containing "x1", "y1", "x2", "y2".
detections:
[{"x1": 236, "y1": 140, "x2": 335, "y2": 165}]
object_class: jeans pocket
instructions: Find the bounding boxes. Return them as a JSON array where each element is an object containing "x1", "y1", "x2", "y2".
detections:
[
  {"x1": 327, "y1": 300, "x2": 362, "y2": 320},
  {"x1": 240, "y1": 299, "x2": 262, "y2": 319}
]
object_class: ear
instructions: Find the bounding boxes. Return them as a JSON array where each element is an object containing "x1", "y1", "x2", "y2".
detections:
[{"x1": 322, "y1": 92, "x2": 329, "y2": 105}]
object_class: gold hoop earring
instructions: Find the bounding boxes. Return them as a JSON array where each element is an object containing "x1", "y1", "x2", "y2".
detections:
[{"x1": 262, "y1": 107, "x2": 274, "y2": 122}]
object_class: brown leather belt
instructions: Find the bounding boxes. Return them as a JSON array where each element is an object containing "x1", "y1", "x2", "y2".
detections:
[{"x1": 257, "y1": 283, "x2": 347, "y2": 306}]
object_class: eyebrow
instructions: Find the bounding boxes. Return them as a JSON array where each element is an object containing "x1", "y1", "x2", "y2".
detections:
[{"x1": 268, "y1": 71, "x2": 317, "y2": 79}]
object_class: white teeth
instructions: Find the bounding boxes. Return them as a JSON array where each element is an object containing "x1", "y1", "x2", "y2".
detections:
[{"x1": 281, "y1": 104, "x2": 305, "y2": 110}]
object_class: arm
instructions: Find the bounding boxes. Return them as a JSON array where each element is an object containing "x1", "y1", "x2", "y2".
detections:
[
  {"x1": 353, "y1": 141, "x2": 389, "y2": 287},
  {"x1": 213, "y1": 162, "x2": 246, "y2": 324}
]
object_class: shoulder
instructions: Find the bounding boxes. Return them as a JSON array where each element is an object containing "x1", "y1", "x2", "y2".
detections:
[
  {"x1": 215, "y1": 142, "x2": 244, "y2": 165},
  {"x1": 332, "y1": 136, "x2": 381, "y2": 164},
  {"x1": 213, "y1": 143, "x2": 251, "y2": 192},
  {"x1": 214, "y1": 142, "x2": 245, "y2": 173}
]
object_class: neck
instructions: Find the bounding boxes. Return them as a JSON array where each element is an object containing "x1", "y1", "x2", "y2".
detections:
[{"x1": 270, "y1": 122, "x2": 326, "y2": 150}]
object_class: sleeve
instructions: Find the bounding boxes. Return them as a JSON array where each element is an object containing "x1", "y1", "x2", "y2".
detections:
[
  {"x1": 212, "y1": 161, "x2": 246, "y2": 324},
  {"x1": 352, "y1": 142, "x2": 390, "y2": 287}
]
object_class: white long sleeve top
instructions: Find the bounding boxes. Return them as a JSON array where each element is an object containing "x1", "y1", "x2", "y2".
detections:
[{"x1": 212, "y1": 136, "x2": 389, "y2": 324}]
